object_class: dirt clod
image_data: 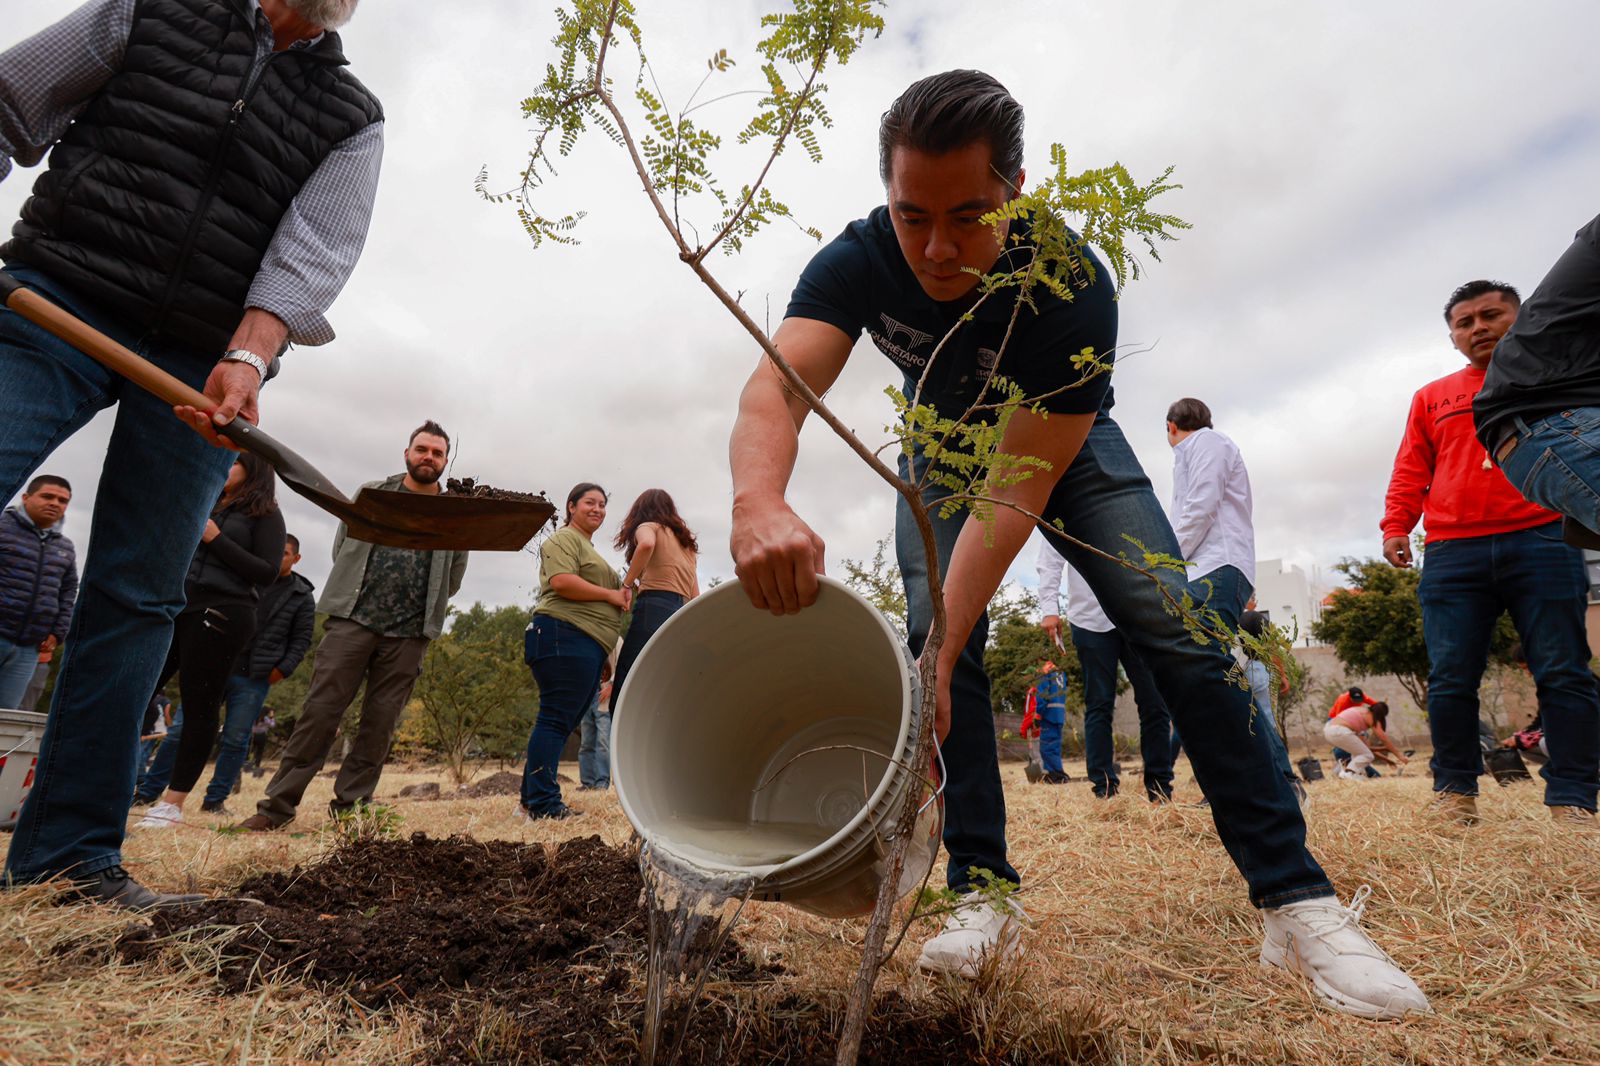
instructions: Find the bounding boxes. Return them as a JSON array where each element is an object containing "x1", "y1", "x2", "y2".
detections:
[{"x1": 446, "y1": 477, "x2": 550, "y2": 504}]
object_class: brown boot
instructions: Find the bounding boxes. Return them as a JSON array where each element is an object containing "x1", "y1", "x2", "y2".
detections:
[
  {"x1": 1550, "y1": 805, "x2": 1597, "y2": 828},
  {"x1": 1422, "y1": 791, "x2": 1479, "y2": 826},
  {"x1": 234, "y1": 813, "x2": 285, "y2": 833}
]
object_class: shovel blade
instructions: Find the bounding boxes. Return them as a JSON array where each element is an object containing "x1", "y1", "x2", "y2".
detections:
[
  {"x1": 223, "y1": 422, "x2": 554, "y2": 551},
  {"x1": 343, "y1": 487, "x2": 556, "y2": 551}
]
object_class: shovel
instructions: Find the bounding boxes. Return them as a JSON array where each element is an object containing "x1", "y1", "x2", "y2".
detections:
[{"x1": 0, "y1": 273, "x2": 554, "y2": 551}]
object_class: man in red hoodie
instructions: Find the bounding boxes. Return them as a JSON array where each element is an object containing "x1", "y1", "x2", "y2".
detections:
[{"x1": 1382, "y1": 280, "x2": 1599, "y2": 828}]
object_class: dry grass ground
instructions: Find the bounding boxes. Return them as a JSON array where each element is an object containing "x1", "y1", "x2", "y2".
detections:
[{"x1": 1, "y1": 756, "x2": 1596, "y2": 1064}]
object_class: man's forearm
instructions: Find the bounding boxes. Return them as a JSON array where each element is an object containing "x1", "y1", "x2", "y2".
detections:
[
  {"x1": 937, "y1": 503, "x2": 1039, "y2": 670},
  {"x1": 229, "y1": 308, "x2": 289, "y2": 361},
  {"x1": 730, "y1": 374, "x2": 803, "y2": 508}
]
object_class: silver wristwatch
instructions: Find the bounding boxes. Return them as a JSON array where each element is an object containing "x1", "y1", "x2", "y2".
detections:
[{"x1": 220, "y1": 348, "x2": 270, "y2": 382}]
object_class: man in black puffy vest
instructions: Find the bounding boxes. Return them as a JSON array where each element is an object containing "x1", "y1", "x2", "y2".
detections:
[{"x1": 0, "y1": 0, "x2": 383, "y2": 909}]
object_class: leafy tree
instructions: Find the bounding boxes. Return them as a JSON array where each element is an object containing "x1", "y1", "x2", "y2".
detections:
[
  {"x1": 839, "y1": 536, "x2": 906, "y2": 631},
  {"x1": 1311, "y1": 557, "x2": 1517, "y2": 712},
  {"x1": 1312, "y1": 560, "x2": 1430, "y2": 710},
  {"x1": 982, "y1": 585, "x2": 1082, "y2": 718},
  {"x1": 411, "y1": 604, "x2": 539, "y2": 785}
]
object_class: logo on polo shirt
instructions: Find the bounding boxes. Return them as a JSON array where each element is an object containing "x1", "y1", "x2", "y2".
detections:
[{"x1": 869, "y1": 314, "x2": 936, "y2": 368}]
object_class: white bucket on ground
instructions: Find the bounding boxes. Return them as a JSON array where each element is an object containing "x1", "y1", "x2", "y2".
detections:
[
  {"x1": 612, "y1": 576, "x2": 942, "y2": 918},
  {"x1": 0, "y1": 709, "x2": 46, "y2": 830}
]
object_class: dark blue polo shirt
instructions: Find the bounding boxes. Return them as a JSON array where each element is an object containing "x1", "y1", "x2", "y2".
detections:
[{"x1": 786, "y1": 206, "x2": 1117, "y2": 418}]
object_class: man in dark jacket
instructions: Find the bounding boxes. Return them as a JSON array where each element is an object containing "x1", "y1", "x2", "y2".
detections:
[
  {"x1": 1, "y1": 0, "x2": 384, "y2": 910},
  {"x1": 132, "y1": 533, "x2": 315, "y2": 811},
  {"x1": 0, "y1": 475, "x2": 77, "y2": 709},
  {"x1": 206, "y1": 533, "x2": 314, "y2": 811}
]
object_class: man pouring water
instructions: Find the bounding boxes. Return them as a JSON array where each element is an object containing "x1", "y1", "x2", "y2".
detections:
[{"x1": 727, "y1": 69, "x2": 1429, "y2": 1018}]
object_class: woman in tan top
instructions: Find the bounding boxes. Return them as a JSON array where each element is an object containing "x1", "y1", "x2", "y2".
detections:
[{"x1": 610, "y1": 489, "x2": 700, "y2": 712}]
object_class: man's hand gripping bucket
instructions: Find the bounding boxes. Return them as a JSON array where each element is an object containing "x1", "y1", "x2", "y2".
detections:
[{"x1": 611, "y1": 576, "x2": 943, "y2": 918}]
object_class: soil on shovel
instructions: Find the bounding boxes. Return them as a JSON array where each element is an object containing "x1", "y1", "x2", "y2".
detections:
[
  {"x1": 112, "y1": 834, "x2": 1065, "y2": 1064},
  {"x1": 446, "y1": 477, "x2": 550, "y2": 504}
]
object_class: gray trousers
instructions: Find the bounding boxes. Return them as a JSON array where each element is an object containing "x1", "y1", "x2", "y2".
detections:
[{"x1": 257, "y1": 618, "x2": 428, "y2": 824}]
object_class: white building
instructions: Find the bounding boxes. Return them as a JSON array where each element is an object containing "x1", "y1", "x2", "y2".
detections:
[{"x1": 1253, "y1": 558, "x2": 1321, "y2": 645}]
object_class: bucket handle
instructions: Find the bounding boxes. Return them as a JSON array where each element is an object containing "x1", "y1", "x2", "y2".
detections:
[
  {"x1": 750, "y1": 738, "x2": 948, "y2": 816},
  {"x1": 0, "y1": 733, "x2": 43, "y2": 761}
]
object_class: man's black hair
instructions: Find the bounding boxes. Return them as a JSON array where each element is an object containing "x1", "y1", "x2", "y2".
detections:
[
  {"x1": 25, "y1": 474, "x2": 71, "y2": 495},
  {"x1": 878, "y1": 70, "x2": 1024, "y2": 187},
  {"x1": 409, "y1": 419, "x2": 450, "y2": 452},
  {"x1": 1443, "y1": 280, "x2": 1520, "y2": 323},
  {"x1": 285, "y1": 532, "x2": 300, "y2": 554},
  {"x1": 1165, "y1": 397, "x2": 1213, "y2": 433}
]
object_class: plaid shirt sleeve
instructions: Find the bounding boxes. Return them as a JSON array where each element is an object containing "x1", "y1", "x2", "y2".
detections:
[
  {"x1": 245, "y1": 119, "x2": 385, "y2": 348},
  {"x1": 0, "y1": 0, "x2": 134, "y2": 183}
]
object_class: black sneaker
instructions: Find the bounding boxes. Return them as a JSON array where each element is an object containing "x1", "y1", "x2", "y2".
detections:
[
  {"x1": 200, "y1": 800, "x2": 230, "y2": 815},
  {"x1": 1040, "y1": 772, "x2": 1072, "y2": 785},
  {"x1": 517, "y1": 803, "x2": 580, "y2": 821},
  {"x1": 73, "y1": 865, "x2": 205, "y2": 912}
]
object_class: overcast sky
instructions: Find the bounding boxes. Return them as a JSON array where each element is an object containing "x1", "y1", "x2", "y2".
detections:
[{"x1": 5, "y1": 0, "x2": 1597, "y2": 613}]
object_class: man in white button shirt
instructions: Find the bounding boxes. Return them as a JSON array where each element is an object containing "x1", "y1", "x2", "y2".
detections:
[
  {"x1": 1164, "y1": 397, "x2": 1301, "y2": 806},
  {"x1": 1038, "y1": 538, "x2": 1175, "y2": 800},
  {"x1": 1166, "y1": 397, "x2": 1257, "y2": 628}
]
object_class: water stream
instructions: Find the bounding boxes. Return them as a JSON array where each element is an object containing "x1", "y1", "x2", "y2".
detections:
[{"x1": 637, "y1": 818, "x2": 834, "y2": 1065}]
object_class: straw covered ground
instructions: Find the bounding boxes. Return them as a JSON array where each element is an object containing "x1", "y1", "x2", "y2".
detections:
[{"x1": 0, "y1": 756, "x2": 1595, "y2": 1064}]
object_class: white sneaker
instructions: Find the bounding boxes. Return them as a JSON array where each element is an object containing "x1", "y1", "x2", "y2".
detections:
[
  {"x1": 916, "y1": 890, "x2": 1026, "y2": 977},
  {"x1": 1337, "y1": 766, "x2": 1361, "y2": 780},
  {"x1": 1261, "y1": 886, "x2": 1431, "y2": 1019},
  {"x1": 135, "y1": 801, "x2": 183, "y2": 830}
]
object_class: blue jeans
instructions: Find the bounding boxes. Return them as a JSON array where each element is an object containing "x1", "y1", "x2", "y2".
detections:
[
  {"x1": 0, "y1": 636, "x2": 40, "y2": 710},
  {"x1": 1037, "y1": 711, "x2": 1065, "y2": 775},
  {"x1": 1416, "y1": 523, "x2": 1599, "y2": 809},
  {"x1": 520, "y1": 615, "x2": 607, "y2": 814},
  {"x1": 1244, "y1": 659, "x2": 1298, "y2": 786},
  {"x1": 205, "y1": 675, "x2": 271, "y2": 805},
  {"x1": 577, "y1": 692, "x2": 612, "y2": 789},
  {"x1": 609, "y1": 590, "x2": 685, "y2": 713},
  {"x1": 1498, "y1": 408, "x2": 1600, "y2": 536},
  {"x1": 900, "y1": 403, "x2": 1330, "y2": 906},
  {"x1": 1169, "y1": 565, "x2": 1253, "y2": 767},
  {"x1": 1, "y1": 266, "x2": 235, "y2": 882},
  {"x1": 1070, "y1": 624, "x2": 1174, "y2": 799},
  {"x1": 136, "y1": 705, "x2": 183, "y2": 799}
]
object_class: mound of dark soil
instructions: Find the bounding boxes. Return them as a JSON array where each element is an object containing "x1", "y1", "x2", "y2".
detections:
[
  {"x1": 114, "y1": 834, "x2": 1089, "y2": 1064},
  {"x1": 455, "y1": 770, "x2": 525, "y2": 798}
]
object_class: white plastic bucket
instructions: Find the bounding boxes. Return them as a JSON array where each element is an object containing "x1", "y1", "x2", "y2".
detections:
[
  {"x1": 0, "y1": 709, "x2": 46, "y2": 830},
  {"x1": 612, "y1": 576, "x2": 942, "y2": 918}
]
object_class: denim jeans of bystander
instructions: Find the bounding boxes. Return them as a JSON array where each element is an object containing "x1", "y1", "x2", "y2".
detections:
[
  {"x1": 899, "y1": 399, "x2": 1329, "y2": 907},
  {"x1": 577, "y1": 692, "x2": 611, "y2": 789},
  {"x1": 1, "y1": 266, "x2": 235, "y2": 882},
  {"x1": 0, "y1": 636, "x2": 40, "y2": 710},
  {"x1": 1416, "y1": 523, "x2": 1599, "y2": 810},
  {"x1": 520, "y1": 615, "x2": 607, "y2": 814}
]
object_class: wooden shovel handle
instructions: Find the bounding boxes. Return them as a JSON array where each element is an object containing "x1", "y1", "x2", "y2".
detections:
[{"x1": 0, "y1": 274, "x2": 212, "y2": 411}]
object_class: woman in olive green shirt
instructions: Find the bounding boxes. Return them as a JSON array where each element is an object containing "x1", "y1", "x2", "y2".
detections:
[{"x1": 519, "y1": 483, "x2": 630, "y2": 818}]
